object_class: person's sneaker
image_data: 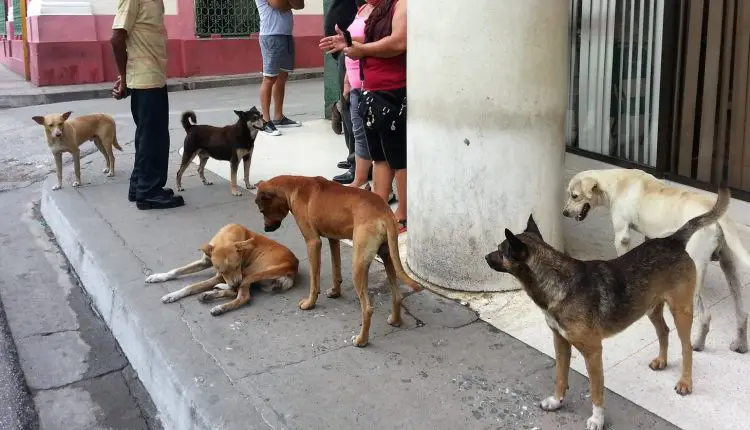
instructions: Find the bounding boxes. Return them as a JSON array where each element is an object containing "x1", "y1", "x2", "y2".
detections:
[
  {"x1": 136, "y1": 194, "x2": 185, "y2": 210},
  {"x1": 262, "y1": 121, "x2": 281, "y2": 136},
  {"x1": 272, "y1": 116, "x2": 302, "y2": 128}
]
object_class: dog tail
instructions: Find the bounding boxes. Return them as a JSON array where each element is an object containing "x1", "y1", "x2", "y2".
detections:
[
  {"x1": 112, "y1": 127, "x2": 123, "y2": 151},
  {"x1": 181, "y1": 110, "x2": 197, "y2": 131},
  {"x1": 672, "y1": 184, "x2": 731, "y2": 246},
  {"x1": 384, "y1": 218, "x2": 422, "y2": 292}
]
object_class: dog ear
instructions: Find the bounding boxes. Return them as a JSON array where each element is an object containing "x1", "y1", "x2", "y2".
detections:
[
  {"x1": 62, "y1": 111, "x2": 73, "y2": 121},
  {"x1": 234, "y1": 238, "x2": 255, "y2": 251},
  {"x1": 580, "y1": 177, "x2": 599, "y2": 199},
  {"x1": 504, "y1": 228, "x2": 527, "y2": 259},
  {"x1": 200, "y1": 243, "x2": 214, "y2": 257},
  {"x1": 525, "y1": 214, "x2": 541, "y2": 237},
  {"x1": 32, "y1": 116, "x2": 45, "y2": 125},
  {"x1": 233, "y1": 110, "x2": 243, "y2": 117},
  {"x1": 258, "y1": 191, "x2": 272, "y2": 201}
]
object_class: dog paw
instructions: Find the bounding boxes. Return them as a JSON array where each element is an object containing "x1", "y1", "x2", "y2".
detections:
[
  {"x1": 540, "y1": 396, "x2": 563, "y2": 412},
  {"x1": 52, "y1": 184, "x2": 62, "y2": 191},
  {"x1": 586, "y1": 415, "x2": 604, "y2": 430},
  {"x1": 145, "y1": 273, "x2": 172, "y2": 283},
  {"x1": 691, "y1": 343, "x2": 705, "y2": 352},
  {"x1": 298, "y1": 298, "x2": 316, "y2": 310},
  {"x1": 232, "y1": 190, "x2": 243, "y2": 197},
  {"x1": 215, "y1": 283, "x2": 230, "y2": 290},
  {"x1": 730, "y1": 338, "x2": 749, "y2": 354},
  {"x1": 161, "y1": 292, "x2": 181, "y2": 304},
  {"x1": 325, "y1": 288, "x2": 341, "y2": 298},
  {"x1": 210, "y1": 305, "x2": 226, "y2": 316},
  {"x1": 203, "y1": 180, "x2": 213, "y2": 186},
  {"x1": 177, "y1": 186, "x2": 185, "y2": 192},
  {"x1": 106, "y1": 171, "x2": 115, "y2": 178},
  {"x1": 648, "y1": 357, "x2": 667, "y2": 370},
  {"x1": 72, "y1": 181, "x2": 81, "y2": 187},
  {"x1": 351, "y1": 335, "x2": 368, "y2": 347},
  {"x1": 199, "y1": 292, "x2": 215, "y2": 303},
  {"x1": 102, "y1": 167, "x2": 110, "y2": 174},
  {"x1": 387, "y1": 314, "x2": 402, "y2": 327},
  {"x1": 674, "y1": 379, "x2": 693, "y2": 396}
]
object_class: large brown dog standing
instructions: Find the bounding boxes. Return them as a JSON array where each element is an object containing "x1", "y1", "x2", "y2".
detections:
[
  {"x1": 32, "y1": 112, "x2": 122, "y2": 190},
  {"x1": 255, "y1": 175, "x2": 422, "y2": 347},
  {"x1": 145, "y1": 223, "x2": 299, "y2": 316}
]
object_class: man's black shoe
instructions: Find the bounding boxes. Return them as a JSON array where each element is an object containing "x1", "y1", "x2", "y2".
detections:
[
  {"x1": 129, "y1": 188, "x2": 174, "y2": 202},
  {"x1": 136, "y1": 194, "x2": 185, "y2": 210},
  {"x1": 337, "y1": 160, "x2": 351, "y2": 170},
  {"x1": 333, "y1": 170, "x2": 355, "y2": 185}
]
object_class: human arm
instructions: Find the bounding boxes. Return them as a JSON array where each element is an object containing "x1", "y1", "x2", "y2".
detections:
[
  {"x1": 345, "y1": 0, "x2": 406, "y2": 59},
  {"x1": 267, "y1": 0, "x2": 292, "y2": 12},
  {"x1": 110, "y1": 0, "x2": 138, "y2": 99},
  {"x1": 288, "y1": 0, "x2": 305, "y2": 10}
]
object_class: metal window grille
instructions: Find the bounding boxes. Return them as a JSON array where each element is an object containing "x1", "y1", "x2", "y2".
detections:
[
  {"x1": 12, "y1": 0, "x2": 20, "y2": 35},
  {"x1": 195, "y1": 0, "x2": 260, "y2": 37},
  {"x1": 565, "y1": 0, "x2": 665, "y2": 167},
  {"x1": 0, "y1": 1, "x2": 6, "y2": 36}
]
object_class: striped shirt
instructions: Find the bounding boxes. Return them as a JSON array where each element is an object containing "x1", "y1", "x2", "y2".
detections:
[{"x1": 112, "y1": 0, "x2": 167, "y2": 89}]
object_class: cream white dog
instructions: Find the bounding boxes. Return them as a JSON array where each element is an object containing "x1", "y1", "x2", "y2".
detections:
[{"x1": 563, "y1": 168, "x2": 748, "y2": 354}]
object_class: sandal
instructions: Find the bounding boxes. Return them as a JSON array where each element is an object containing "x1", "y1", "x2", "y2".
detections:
[{"x1": 397, "y1": 219, "x2": 407, "y2": 234}]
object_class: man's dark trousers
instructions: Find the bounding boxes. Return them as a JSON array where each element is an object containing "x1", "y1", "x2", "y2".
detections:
[
  {"x1": 338, "y1": 52, "x2": 356, "y2": 169},
  {"x1": 129, "y1": 86, "x2": 170, "y2": 200}
]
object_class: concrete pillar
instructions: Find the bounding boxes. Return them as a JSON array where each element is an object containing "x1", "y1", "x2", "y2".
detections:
[{"x1": 406, "y1": 0, "x2": 570, "y2": 292}]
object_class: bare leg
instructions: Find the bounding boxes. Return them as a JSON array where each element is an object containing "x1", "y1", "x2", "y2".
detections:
[
  {"x1": 393, "y1": 168, "x2": 407, "y2": 221},
  {"x1": 272, "y1": 71, "x2": 288, "y2": 121},
  {"x1": 372, "y1": 161, "x2": 394, "y2": 203},
  {"x1": 348, "y1": 156, "x2": 372, "y2": 188},
  {"x1": 260, "y1": 76, "x2": 277, "y2": 122}
]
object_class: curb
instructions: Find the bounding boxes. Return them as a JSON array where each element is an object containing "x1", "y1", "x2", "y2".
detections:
[
  {"x1": 0, "y1": 68, "x2": 323, "y2": 109},
  {"x1": 0, "y1": 298, "x2": 39, "y2": 430},
  {"x1": 40, "y1": 180, "x2": 271, "y2": 430}
]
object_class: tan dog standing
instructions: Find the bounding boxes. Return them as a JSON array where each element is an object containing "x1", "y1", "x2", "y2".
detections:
[
  {"x1": 145, "y1": 223, "x2": 299, "y2": 316},
  {"x1": 32, "y1": 111, "x2": 122, "y2": 190},
  {"x1": 254, "y1": 175, "x2": 422, "y2": 347}
]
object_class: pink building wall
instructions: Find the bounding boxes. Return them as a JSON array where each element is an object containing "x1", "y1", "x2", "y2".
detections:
[{"x1": 0, "y1": 0, "x2": 323, "y2": 86}]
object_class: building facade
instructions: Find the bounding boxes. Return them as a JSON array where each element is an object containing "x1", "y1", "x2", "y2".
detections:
[{"x1": 0, "y1": 0, "x2": 324, "y2": 86}]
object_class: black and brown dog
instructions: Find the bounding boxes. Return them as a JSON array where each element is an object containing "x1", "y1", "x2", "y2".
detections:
[
  {"x1": 175, "y1": 108, "x2": 265, "y2": 196},
  {"x1": 485, "y1": 185, "x2": 730, "y2": 430}
]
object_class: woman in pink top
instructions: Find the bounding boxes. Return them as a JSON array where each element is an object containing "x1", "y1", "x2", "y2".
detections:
[{"x1": 342, "y1": 2, "x2": 374, "y2": 189}]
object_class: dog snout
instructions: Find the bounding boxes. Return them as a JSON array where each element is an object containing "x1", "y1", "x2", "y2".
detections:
[
  {"x1": 264, "y1": 221, "x2": 282, "y2": 232},
  {"x1": 562, "y1": 209, "x2": 570, "y2": 217}
]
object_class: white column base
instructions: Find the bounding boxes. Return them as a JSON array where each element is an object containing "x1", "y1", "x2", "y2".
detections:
[{"x1": 27, "y1": 0, "x2": 92, "y2": 17}]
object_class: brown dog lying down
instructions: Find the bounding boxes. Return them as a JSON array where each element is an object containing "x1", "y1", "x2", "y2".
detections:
[
  {"x1": 32, "y1": 111, "x2": 122, "y2": 190},
  {"x1": 485, "y1": 185, "x2": 729, "y2": 430},
  {"x1": 145, "y1": 223, "x2": 299, "y2": 316},
  {"x1": 255, "y1": 175, "x2": 423, "y2": 347}
]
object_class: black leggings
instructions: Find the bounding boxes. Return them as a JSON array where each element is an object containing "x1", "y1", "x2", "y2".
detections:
[{"x1": 363, "y1": 87, "x2": 407, "y2": 170}]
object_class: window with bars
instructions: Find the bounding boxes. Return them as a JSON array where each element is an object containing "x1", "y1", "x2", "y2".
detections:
[
  {"x1": 12, "y1": 0, "x2": 20, "y2": 35},
  {"x1": 195, "y1": 0, "x2": 260, "y2": 37},
  {"x1": 0, "y1": 1, "x2": 6, "y2": 36}
]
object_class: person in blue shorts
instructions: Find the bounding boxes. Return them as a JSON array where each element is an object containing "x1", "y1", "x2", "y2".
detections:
[{"x1": 255, "y1": 0, "x2": 305, "y2": 136}]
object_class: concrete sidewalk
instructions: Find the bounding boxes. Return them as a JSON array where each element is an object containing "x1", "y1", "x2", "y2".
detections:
[
  {"x1": 40, "y1": 143, "x2": 674, "y2": 429},
  {"x1": 0, "y1": 65, "x2": 322, "y2": 109}
]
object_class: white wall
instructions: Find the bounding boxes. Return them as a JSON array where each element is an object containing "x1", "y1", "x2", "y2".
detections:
[
  {"x1": 295, "y1": 0, "x2": 323, "y2": 15},
  {"x1": 91, "y1": 0, "x2": 178, "y2": 15}
]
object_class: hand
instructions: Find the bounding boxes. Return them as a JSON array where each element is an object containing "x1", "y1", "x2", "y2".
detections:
[
  {"x1": 344, "y1": 41, "x2": 366, "y2": 60},
  {"x1": 318, "y1": 25, "x2": 347, "y2": 54},
  {"x1": 112, "y1": 75, "x2": 127, "y2": 100}
]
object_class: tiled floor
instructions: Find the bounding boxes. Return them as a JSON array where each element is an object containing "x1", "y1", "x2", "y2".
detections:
[{"x1": 195, "y1": 117, "x2": 750, "y2": 430}]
